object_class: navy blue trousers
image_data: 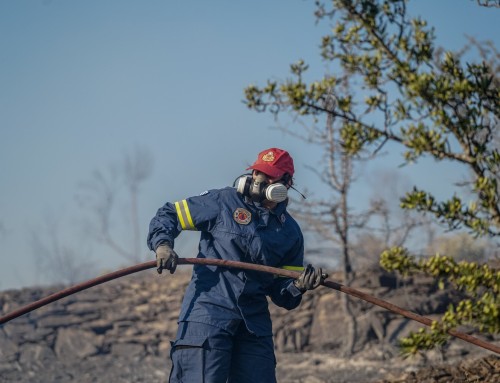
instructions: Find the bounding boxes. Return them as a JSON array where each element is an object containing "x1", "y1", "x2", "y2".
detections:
[{"x1": 169, "y1": 321, "x2": 276, "y2": 383}]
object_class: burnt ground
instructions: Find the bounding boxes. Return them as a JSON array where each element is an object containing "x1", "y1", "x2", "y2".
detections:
[{"x1": 1, "y1": 268, "x2": 498, "y2": 382}]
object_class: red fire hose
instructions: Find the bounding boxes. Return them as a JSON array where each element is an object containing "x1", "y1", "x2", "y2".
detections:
[{"x1": 0, "y1": 257, "x2": 499, "y2": 354}]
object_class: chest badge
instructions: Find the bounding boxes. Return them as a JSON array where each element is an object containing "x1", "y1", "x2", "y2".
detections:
[{"x1": 234, "y1": 208, "x2": 252, "y2": 225}]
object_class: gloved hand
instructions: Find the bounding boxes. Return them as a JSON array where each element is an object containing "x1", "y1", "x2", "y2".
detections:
[
  {"x1": 156, "y1": 244, "x2": 179, "y2": 274},
  {"x1": 293, "y1": 264, "x2": 327, "y2": 293}
]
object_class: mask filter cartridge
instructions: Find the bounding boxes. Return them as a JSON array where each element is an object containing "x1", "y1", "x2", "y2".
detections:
[
  {"x1": 264, "y1": 183, "x2": 288, "y2": 203},
  {"x1": 235, "y1": 174, "x2": 288, "y2": 203}
]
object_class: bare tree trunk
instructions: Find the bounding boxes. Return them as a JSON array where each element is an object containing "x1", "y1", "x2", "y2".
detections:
[
  {"x1": 341, "y1": 294, "x2": 358, "y2": 356},
  {"x1": 341, "y1": 236, "x2": 358, "y2": 355},
  {"x1": 339, "y1": 135, "x2": 358, "y2": 356},
  {"x1": 280, "y1": 92, "x2": 373, "y2": 355}
]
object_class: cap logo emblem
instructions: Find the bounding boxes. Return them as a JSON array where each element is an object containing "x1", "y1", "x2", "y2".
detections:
[
  {"x1": 234, "y1": 208, "x2": 252, "y2": 225},
  {"x1": 262, "y1": 151, "x2": 275, "y2": 162}
]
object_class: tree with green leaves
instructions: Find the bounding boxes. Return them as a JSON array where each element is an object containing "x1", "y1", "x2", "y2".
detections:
[{"x1": 245, "y1": 0, "x2": 499, "y2": 354}]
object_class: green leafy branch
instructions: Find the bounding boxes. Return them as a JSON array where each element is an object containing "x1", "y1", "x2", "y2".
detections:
[{"x1": 380, "y1": 247, "x2": 500, "y2": 354}]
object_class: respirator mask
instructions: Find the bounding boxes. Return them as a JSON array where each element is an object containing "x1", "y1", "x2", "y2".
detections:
[{"x1": 235, "y1": 172, "x2": 289, "y2": 203}]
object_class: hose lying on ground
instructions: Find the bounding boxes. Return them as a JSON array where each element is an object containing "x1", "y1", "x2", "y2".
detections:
[{"x1": 0, "y1": 257, "x2": 499, "y2": 354}]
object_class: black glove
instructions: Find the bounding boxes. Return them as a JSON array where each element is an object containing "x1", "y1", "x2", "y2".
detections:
[
  {"x1": 155, "y1": 244, "x2": 179, "y2": 274},
  {"x1": 293, "y1": 264, "x2": 327, "y2": 293}
]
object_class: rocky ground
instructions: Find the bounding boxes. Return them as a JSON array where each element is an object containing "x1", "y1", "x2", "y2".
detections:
[{"x1": 1, "y1": 267, "x2": 498, "y2": 382}]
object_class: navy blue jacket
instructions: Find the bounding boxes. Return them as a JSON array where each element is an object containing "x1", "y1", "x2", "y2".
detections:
[{"x1": 147, "y1": 187, "x2": 304, "y2": 336}]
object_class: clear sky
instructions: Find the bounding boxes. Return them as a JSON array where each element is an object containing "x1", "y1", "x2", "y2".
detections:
[{"x1": 0, "y1": 0, "x2": 498, "y2": 290}]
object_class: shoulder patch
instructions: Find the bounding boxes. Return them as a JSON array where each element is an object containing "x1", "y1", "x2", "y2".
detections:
[
  {"x1": 234, "y1": 208, "x2": 252, "y2": 225},
  {"x1": 199, "y1": 190, "x2": 209, "y2": 196}
]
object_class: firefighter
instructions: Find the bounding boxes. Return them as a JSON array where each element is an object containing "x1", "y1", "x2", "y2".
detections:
[{"x1": 147, "y1": 148, "x2": 325, "y2": 383}]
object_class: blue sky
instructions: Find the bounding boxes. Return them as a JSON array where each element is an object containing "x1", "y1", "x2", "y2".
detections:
[{"x1": 0, "y1": 1, "x2": 498, "y2": 290}]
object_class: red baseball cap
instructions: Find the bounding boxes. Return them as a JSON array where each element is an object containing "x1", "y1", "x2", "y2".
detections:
[{"x1": 247, "y1": 148, "x2": 295, "y2": 178}]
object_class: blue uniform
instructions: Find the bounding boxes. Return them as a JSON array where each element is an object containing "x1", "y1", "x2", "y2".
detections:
[{"x1": 147, "y1": 187, "x2": 305, "y2": 382}]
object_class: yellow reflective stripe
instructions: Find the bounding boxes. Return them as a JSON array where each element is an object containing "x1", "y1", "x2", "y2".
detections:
[
  {"x1": 182, "y1": 199, "x2": 195, "y2": 230},
  {"x1": 174, "y1": 201, "x2": 187, "y2": 230},
  {"x1": 274, "y1": 265, "x2": 304, "y2": 278},
  {"x1": 175, "y1": 200, "x2": 196, "y2": 231}
]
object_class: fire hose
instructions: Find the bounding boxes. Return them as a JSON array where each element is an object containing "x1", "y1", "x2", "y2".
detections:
[{"x1": 0, "y1": 257, "x2": 499, "y2": 354}]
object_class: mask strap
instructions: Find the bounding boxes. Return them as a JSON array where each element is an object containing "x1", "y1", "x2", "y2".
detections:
[
  {"x1": 290, "y1": 185, "x2": 307, "y2": 199},
  {"x1": 232, "y1": 173, "x2": 252, "y2": 187},
  {"x1": 281, "y1": 173, "x2": 306, "y2": 199}
]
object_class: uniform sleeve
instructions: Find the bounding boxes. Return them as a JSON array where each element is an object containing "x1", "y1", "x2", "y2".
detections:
[
  {"x1": 266, "y1": 229, "x2": 305, "y2": 310},
  {"x1": 147, "y1": 190, "x2": 221, "y2": 251}
]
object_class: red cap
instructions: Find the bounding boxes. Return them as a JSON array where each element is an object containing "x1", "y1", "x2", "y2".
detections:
[{"x1": 247, "y1": 148, "x2": 295, "y2": 178}]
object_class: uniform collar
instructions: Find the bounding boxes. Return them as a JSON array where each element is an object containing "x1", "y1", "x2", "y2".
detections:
[
  {"x1": 243, "y1": 196, "x2": 286, "y2": 214},
  {"x1": 243, "y1": 197, "x2": 287, "y2": 224},
  {"x1": 271, "y1": 201, "x2": 287, "y2": 216}
]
